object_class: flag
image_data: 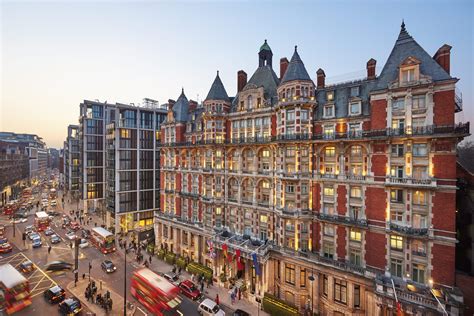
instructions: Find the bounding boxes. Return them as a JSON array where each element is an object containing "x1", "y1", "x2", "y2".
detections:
[
  {"x1": 222, "y1": 244, "x2": 228, "y2": 260},
  {"x1": 236, "y1": 249, "x2": 244, "y2": 270},
  {"x1": 252, "y1": 253, "x2": 261, "y2": 276},
  {"x1": 396, "y1": 302, "x2": 403, "y2": 316}
]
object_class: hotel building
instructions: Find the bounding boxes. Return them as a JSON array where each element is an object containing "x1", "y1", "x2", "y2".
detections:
[{"x1": 155, "y1": 23, "x2": 468, "y2": 315}]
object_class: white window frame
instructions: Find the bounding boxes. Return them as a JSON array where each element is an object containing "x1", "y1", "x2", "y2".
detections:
[{"x1": 349, "y1": 101, "x2": 361, "y2": 116}]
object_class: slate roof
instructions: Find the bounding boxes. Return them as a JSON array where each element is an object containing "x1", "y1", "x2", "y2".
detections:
[
  {"x1": 172, "y1": 89, "x2": 189, "y2": 122},
  {"x1": 243, "y1": 66, "x2": 280, "y2": 105},
  {"x1": 260, "y1": 39, "x2": 272, "y2": 52},
  {"x1": 205, "y1": 71, "x2": 229, "y2": 102},
  {"x1": 281, "y1": 46, "x2": 312, "y2": 84},
  {"x1": 375, "y1": 22, "x2": 452, "y2": 90}
]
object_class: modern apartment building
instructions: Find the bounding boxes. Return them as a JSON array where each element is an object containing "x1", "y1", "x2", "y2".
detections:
[
  {"x1": 0, "y1": 140, "x2": 29, "y2": 206},
  {"x1": 155, "y1": 23, "x2": 468, "y2": 315},
  {"x1": 79, "y1": 99, "x2": 167, "y2": 238},
  {"x1": 63, "y1": 125, "x2": 80, "y2": 195}
]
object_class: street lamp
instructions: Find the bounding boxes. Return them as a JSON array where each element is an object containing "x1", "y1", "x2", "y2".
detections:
[{"x1": 308, "y1": 273, "x2": 315, "y2": 316}]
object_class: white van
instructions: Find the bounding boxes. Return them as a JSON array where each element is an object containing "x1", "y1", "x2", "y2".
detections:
[{"x1": 197, "y1": 298, "x2": 225, "y2": 316}]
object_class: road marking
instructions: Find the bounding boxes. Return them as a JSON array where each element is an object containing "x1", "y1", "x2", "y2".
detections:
[{"x1": 30, "y1": 275, "x2": 47, "y2": 293}]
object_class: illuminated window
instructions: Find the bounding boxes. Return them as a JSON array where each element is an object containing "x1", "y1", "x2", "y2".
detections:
[
  {"x1": 350, "y1": 229, "x2": 362, "y2": 242},
  {"x1": 350, "y1": 187, "x2": 361, "y2": 198},
  {"x1": 413, "y1": 190, "x2": 427, "y2": 205},
  {"x1": 262, "y1": 181, "x2": 270, "y2": 189},
  {"x1": 260, "y1": 215, "x2": 268, "y2": 223},
  {"x1": 327, "y1": 91, "x2": 334, "y2": 101},
  {"x1": 325, "y1": 146, "x2": 336, "y2": 157},
  {"x1": 262, "y1": 150, "x2": 270, "y2": 158},
  {"x1": 216, "y1": 150, "x2": 222, "y2": 157},
  {"x1": 324, "y1": 186, "x2": 334, "y2": 196},
  {"x1": 121, "y1": 129, "x2": 130, "y2": 138},
  {"x1": 390, "y1": 235, "x2": 403, "y2": 251},
  {"x1": 412, "y1": 264, "x2": 425, "y2": 284},
  {"x1": 351, "y1": 145, "x2": 362, "y2": 156},
  {"x1": 215, "y1": 207, "x2": 222, "y2": 215}
]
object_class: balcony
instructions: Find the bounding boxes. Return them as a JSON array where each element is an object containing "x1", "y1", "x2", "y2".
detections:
[
  {"x1": 316, "y1": 212, "x2": 368, "y2": 228},
  {"x1": 275, "y1": 133, "x2": 311, "y2": 142},
  {"x1": 411, "y1": 250, "x2": 427, "y2": 257},
  {"x1": 455, "y1": 88, "x2": 463, "y2": 112},
  {"x1": 389, "y1": 222, "x2": 428, "y2": 237},
  {"x1": 385, "y1": 177, "x2": 436, "y2": 188},
  {"x1": 276, "y1": 207, "x2": 312, "y2": 218},
  {"x1": 278, "y1": 96, "x2": 316, "y2": 106}
]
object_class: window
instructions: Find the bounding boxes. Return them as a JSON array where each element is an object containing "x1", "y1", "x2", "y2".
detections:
[
  {"x1": 300, "y1": 110, "x2": 309, "y2": 121},
  {"x1": 390, "y1": 165, "x2": 404, "y2": 178},
  {"x1": 325, "y1": 146, "x2": 336, "y2": 157},
  {"x1": 300, "y1": 269, "x2": 306, "y2": 288},
  {"x1": 260, "y1": 215, "x2": 268, "y2": 223},
  {"x1": 323, "y1": 125, "x2": 335, "y2": 139},
  {"x1": 391, "y1": 210, "x2": 403, "y2": 223},
  {"x1": 286, "y1": 184, "x2": 295, "y2": 193},
  {"x1": 350, "y1": 102, "x2": 361, "y2": 115},
  {"x1": 413, "y1": 190, "x2": 427, "y2": 205},
  {"x1": 401, "y1": 69, "x2": 415, "y2": 82},
  {"x1": 413, "y1": 166, "x2": 428, "y2": 179},
  {"x1": 350, "y1": 145, "x2": 362, "y2": 156},
  {"x1": 327, "y1": 91, "x2": 334, "y2": 101},
  {"x1": 324, "y1": 186, "x2": 334, "y2": 197},
  {"x1": 350, "y1": 86, "x2": 360, "y2": 97},
  {"x1": 323, "y1": 203, "x2": 334, "y2": 215},
  {"x1": 334, "y1": 279, "x2": 347, "y2": 304},
  {"x1": 390, "y1": 235, "x2": 403, "y2": 251},
  {"x1": 323, "y1": 275, "x2": 328, "y2": 296},
  {"x1": 391, "y1": 189, "x2": 404, "y2": 203},
  {"x1": 412, "y1": 95, "x2": 426, "y2": 109},
  {"x1": 412, "y1": 264, "x2": 425, "y2": 284},
  {"x1": 261, "y1": 149, "x2": 270, "y2": 158},
  {"x1": 301, "y1": 184, "x2": 308, "y2": 194},
  {"x1": 392, "y1": 98, "x2": 405, "y2": 111},
  {"x1": 286, "y1": 110, "x2": 295, "y2": 122},
  {"x1": 247, "y1": 95, "x2": 253, "y2": 109},
  {"x1": 324, "y1": 105, "x2": 334, "y2": 118},
  {"x1": 324, "y1": 225, "x2": 335, "y2": 236},
  {"x1": 350, "y1": 229, "x2": 362, "y2": 242},
  {"x1": 262, "y1": 181, "x2": 270, "y2": 189},
  {"x1": 354, "y1": 285, "x2": 361, "y2": 308},
  {"x1": 350, "y1": 248, "x2": 362, "y2": 266},
  {"x1": 390, "y1": 258, "x2": 403, "y2": 277},
  {"x1": 285, "y1": 264, "x2": 295, "y2": 285},
  {"x1": 286, "y1": 147, "x2": 295, "y2": 157},
  {"x1": 323, "y1": 242, "x2": 334, "y2": 259},
  {"x1": 412, "y1": 117, "x2": 425, "y2": 128},
  {"x1": 391, "y1": 144, "x2": 404, "y2": 157},
  {"x1": 413, "y1": 144, "x2": 427, "y2": 157},
  {"x1": 392, "y1": 119, "x2": 405, "y2": 130},
  {"x1": 413, "y1": 214, "x2": 427, "y2": 229},
  {"x1": 350, "y1": 186, "x2": 362, "y2": 198}
]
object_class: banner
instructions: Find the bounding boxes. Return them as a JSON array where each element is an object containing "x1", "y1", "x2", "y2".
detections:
[
  {"x1": 252, "y1": 252, "x2": 261, "y2": 276},
  {"x1": 236, "y1": 249, "x2": 244, "y2": 270},
  {"x1": 222, "y1": 243, "x2": 228, "y2": 260}
]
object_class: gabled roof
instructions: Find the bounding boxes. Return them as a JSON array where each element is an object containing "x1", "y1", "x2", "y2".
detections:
[
  {"x1": 172, "y1": 89, "x2": 189, "y2": 122},
  {"x1": 205, "y1": 71, "x2": 229, "y2": 101},
  {"x1": 375, "y1": 21, "x2": 452, "y2": 90},
  {"x1": 281, "y1": 46, "x2": 312, "y2": 84},
  {"x1": 244, "y1": 66, "x2": 280, "y2": 104}
]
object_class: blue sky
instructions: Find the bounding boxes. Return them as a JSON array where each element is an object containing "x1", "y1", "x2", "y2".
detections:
[{"x1": 1, "y1": 0, "x2": 473, "y2": 148}]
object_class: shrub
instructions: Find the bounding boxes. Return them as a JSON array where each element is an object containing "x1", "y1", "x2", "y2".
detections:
[
  {"x1": 262, "y1": 292, "x2": 299, "y2": 316},
  {"x1": 176, "y1": 256, "x2": 187, "y2": 269},
  {"x1": 157, "y1": 248, "x2": 165, "y2": 260},
  {"x1": 164, "y1": 252, "x2": 176, "y2": 265},
  {"x1": 186, "y1": 262, "x2": 213, "y2": 281}
]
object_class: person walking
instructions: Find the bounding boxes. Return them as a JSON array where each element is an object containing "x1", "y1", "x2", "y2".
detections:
[
  {"x1": 149, "y1": 256, "x2": 152, "y2": 264},
  {"x1": 231, "y1": 291, "x2": 235, "y2": 305},
  {"x1": 48, "y1": 245, "x2": 52, "y2": 254},
  {"x1": 215, "y1": 294, "x2": 219, "y2": 305}
]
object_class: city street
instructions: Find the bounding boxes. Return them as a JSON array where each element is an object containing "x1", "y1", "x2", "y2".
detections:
[{"x1": 0, "y1": 185, "x2": 237, "y2": 316}]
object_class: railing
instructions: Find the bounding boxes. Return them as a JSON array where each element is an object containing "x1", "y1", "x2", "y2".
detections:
[
  {"x1": 385, "y1": 177, "x2": 436, "y2": 187},
  {"x1": 455, "y1": 88, "x2": 463, "y2": 112},
  {"x1": 411, "y1": 250, "x2": 427, "y2": 257},
  {"x1": 278, "y1": 96, "x2": 316, "y2": 106},
  {"x1": 317, "y1": 213, "x2": 368, "y2": 227},
  {"x1": 389, "y1": 222, "x2": 428, "y2": 236}
]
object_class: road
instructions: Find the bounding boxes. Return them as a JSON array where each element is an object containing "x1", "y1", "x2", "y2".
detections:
[{"x1": 1, "y1": 185, "x2": 235, "y2": 316}]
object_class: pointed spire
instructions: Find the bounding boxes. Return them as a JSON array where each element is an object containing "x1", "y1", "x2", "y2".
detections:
[
  {"x1": 397, "y1": 19, "x2": 412, "y2": 43},
  {"x1": 294, "y1": 45, "x2": 297, "y2": 52},
  {"x1": 280, "y1": 46, "x2": 311, "y2": 84},
  {"x1": 401, "y1": 19, "x2": 405, "y2": 32},
  {"x1": 205, "y1": 71, "x2": 229, "y2": 101},
  {"x1": 260, "y1": 39, "x2": 272, "y2": 52}
]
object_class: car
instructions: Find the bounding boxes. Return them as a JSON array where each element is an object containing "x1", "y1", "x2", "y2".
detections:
[
  {"x1": 45, "y1": 261, "x2": 73, "y2": 272},
  {"x1": 29, "y1": 232, "x2": 40, "y2": 240},
  {"x1": 50, "y1": 234, "x2": 61, "y2": 244},
  {"x1": 58, "y1": 297, "x2": 82, "y2": 315},
  {"x1": 198, "y1": 298, "x2": 225, "y2": 316},
  {"x1": 44, "y1": 228, "x2": 55, "y2": 236},
  {"x1": 47, "y1": 210, "x2": 61, "y2": 217},
  {"x1": 78, "y1": 239, "x2": 89, "y2": 248},
  {"x1": 19, "y1": 260, "x2": 35, "y2": 274},
  {"x1": 70, "y1": 222, "x2": 80, "y2": 231},
  {"x1": 44, "y1": 285, "x2": 66, "y2": 304},
  {"x1": 101, "y1": 260, "x2": 117, "y2": 273},
  {"x1": 66, "y1": 231, "x2": 76, "y2": 240},
  {"x1": 80, "y1": 229, "x2": 91, "y2": 239},
  {"x1": 25, "y1": 225, "x2": 35, "y2": 234},
  {"x1": 233, "y1": 310, "x2": 250, "y2": 316},
  {"x1": 163, "y1": 271, "x2": 179, "y2": 283},
  {"x1": 32, "y1": 236, "x2": 42, "y2": 248},
  {"x1": 0, "y1": 238, "x2": 12, "y2": 253},
  {"x1": 10, "y1": 218, "x2": 27, "y2": 224},
  {"x1": 178, "y1": 280, "x2": 201, "y2": 300}
]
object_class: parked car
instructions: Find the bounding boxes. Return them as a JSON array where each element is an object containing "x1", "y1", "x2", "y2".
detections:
[
  {"x1": 32, "y1": 236, "x2": 42, "y2": 248},
  {"x1": 163, "y1": 271, "x2": 179, "y2": 283},
  {"x1": 44, "y1": 285, "x2": 66, "y2": 304},
  {"x1": 233, "y1": 310, "x2": 250, "y2": 316},
  {"x1": 25, "y1": 225, "x2": 35, "y2": 235},
  {"x1": 178, "y1": 280, "x2": 201, "y2": 300},
  {"x1": 198, "y1": 298, "x2": 225, "y2": 316},
  {"x1": 101, "y1": 260, "x2": 117, "y2": 273},
  {"x1": 0, "y1": 238, "x2": 12, "y2": 253},
  {"x1": 44, "y1": 228, "x2": 55, "y2": 236},
  {"x1": 65, "y1": 231, "x2": 76, "y2": 240},
  {"x1": 80, "y1": 229, "x2": 91, "y2": 239},
  {"x1": 11, "y1": 218, "x2": 27, "y2": 224},
  {"x1": 19, "y1": 260, "x2": 35, "y2": 274},
  {"x1": 50, "y1": 234, "x2": 61, "y2": 244},
  {"x1": 47, "y1": 210, "x2": 61, "y2": 217},
  {"x1": 70, "y1": 222, "x2": 80, "y2": 231},
  {"x1": 78, "y1": 239, "x2": 89, "y2": 248},
  {"x1": 58, "y1": 297, "x2": 82, "y2": 315},
  {"x1": 29, "y1": 232, "x2": 40, "y2": 240},
  {"x1": 45, "y1": 261, "x2": 73, "y2": 272}
]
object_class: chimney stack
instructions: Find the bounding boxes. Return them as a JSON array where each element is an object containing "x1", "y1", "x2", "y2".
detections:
[
  {"x1": 367, "y1": 58, "x2": 377, "y2": 80},
  {"x1": 280, "y1": 57, "x2": 289, "y2": 80},
  {"x1": 167, "y1": 99, "x2": 176, "y2": 110},
  {"x1": 433, "y1": 44, "x2": 452, "y2": 74},
  {"x1": 188, "y1": 100, "x2": 198, "y2": 112},
  {"x1": 316, "y1": 68, "x2": 326, "y2": 89},
  {"x1": 237, "y1": 70, "x2": 247, "y2": 93}
]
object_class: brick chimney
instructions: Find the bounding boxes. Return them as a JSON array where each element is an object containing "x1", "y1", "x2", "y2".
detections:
[
  {"x1": 168, "y1": 99, "x2": 175, "y2": 110},
  {"x1": 367, "y1": 58, "x2": 376, "y2": 80},
  {"x1": 316, "y1": 68, "x2": 325, "y2": 89},
  {"x1": 237, "y1": 70, "x2": 247, "y2": 93},
  {"x1": 188, "y1": 100, "x2": 197, "y2": 112},
  {"x1": 280, "y1": 57, "x2": 289, "y2": 80},
  {"x1": 433, "y1": 44, "x2": 452, "y2": 74}
]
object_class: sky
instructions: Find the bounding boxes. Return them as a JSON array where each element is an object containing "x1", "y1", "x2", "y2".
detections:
[{"x1": 1, "y1": 0, "x2": 473, "y2": 148}]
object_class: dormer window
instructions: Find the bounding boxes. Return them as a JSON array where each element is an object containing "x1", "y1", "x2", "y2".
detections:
[
  {"x1": 350, "y1": 86, "x2": 360, "y2": 97},
  {"x1": 327, "y1": 91, "x2": 334, "y2": 101},
  {"x1": 324, "y1": 105, "x2": 334, "y2": 118},
  {"x1": 247, "y1": 95, "x2": 253, "y2": 109},
  {"x1": 401, "y1": 69, "x2": 415, "y2": 82},
  {"x1": 349, "y1": 101, "x2": 361, "y2": 116},
  {"x1": 216, "y1": 104, "x2": 222, "y2": 113}
]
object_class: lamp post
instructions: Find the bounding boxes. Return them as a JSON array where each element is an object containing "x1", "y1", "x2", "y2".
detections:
[{"x1": 308, "y1": 273, "x2": 315, "y2": 316}]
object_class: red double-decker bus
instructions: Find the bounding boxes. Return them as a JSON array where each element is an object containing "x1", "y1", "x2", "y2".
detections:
[
  {"x1": 131, "y1": 268, "x2": 181, "y2": 316},
  {"x1": 34, "y1": 211, "x2": 50, "y2": 232},
  {"x1": 90, "y1": 227, "x2": 115, "y2": 254},
  {"x1": 0, "y1": 264, "x2": 32, "y2": 314}
]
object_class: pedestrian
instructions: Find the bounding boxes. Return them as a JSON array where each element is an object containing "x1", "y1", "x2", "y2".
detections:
[
  {"x1": 70, "y1": 242, "x2": 73, "y2": 249},
  {"x1": 178, "y1": 266, "x2": 182, "y2": 274},
  {"x1": 207, "y1": 277, "x2": 211, "y2": 288},
  {"x1": 231, "y1": 291, "x2": 235, "y2": 305},
  {"x1": 149, "y1": 256, "x2": 152, "y2": 264},
  {"x1": 48, "y1": 245, "x2": 52, "y2": 254},
  {"x1": 191, "y1": 274, "x2": 195, "y2": 282},
  {"x1": 238, "y1": 288, "x2": 241, "y2": 300},
  {"x1": 200, "y1": 281, "x2": 204, "y2": 293},
  {"x1": 215, "y1": 294, "x2": 219, "y2": 305},
  {"x1": 82, "y1": 273, "x2": 86, "y2": 280}
]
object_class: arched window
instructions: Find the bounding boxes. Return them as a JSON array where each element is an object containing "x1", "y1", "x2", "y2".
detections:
[{"x1": 247, "y1": 95, "x2": 253, "y2": 109}]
